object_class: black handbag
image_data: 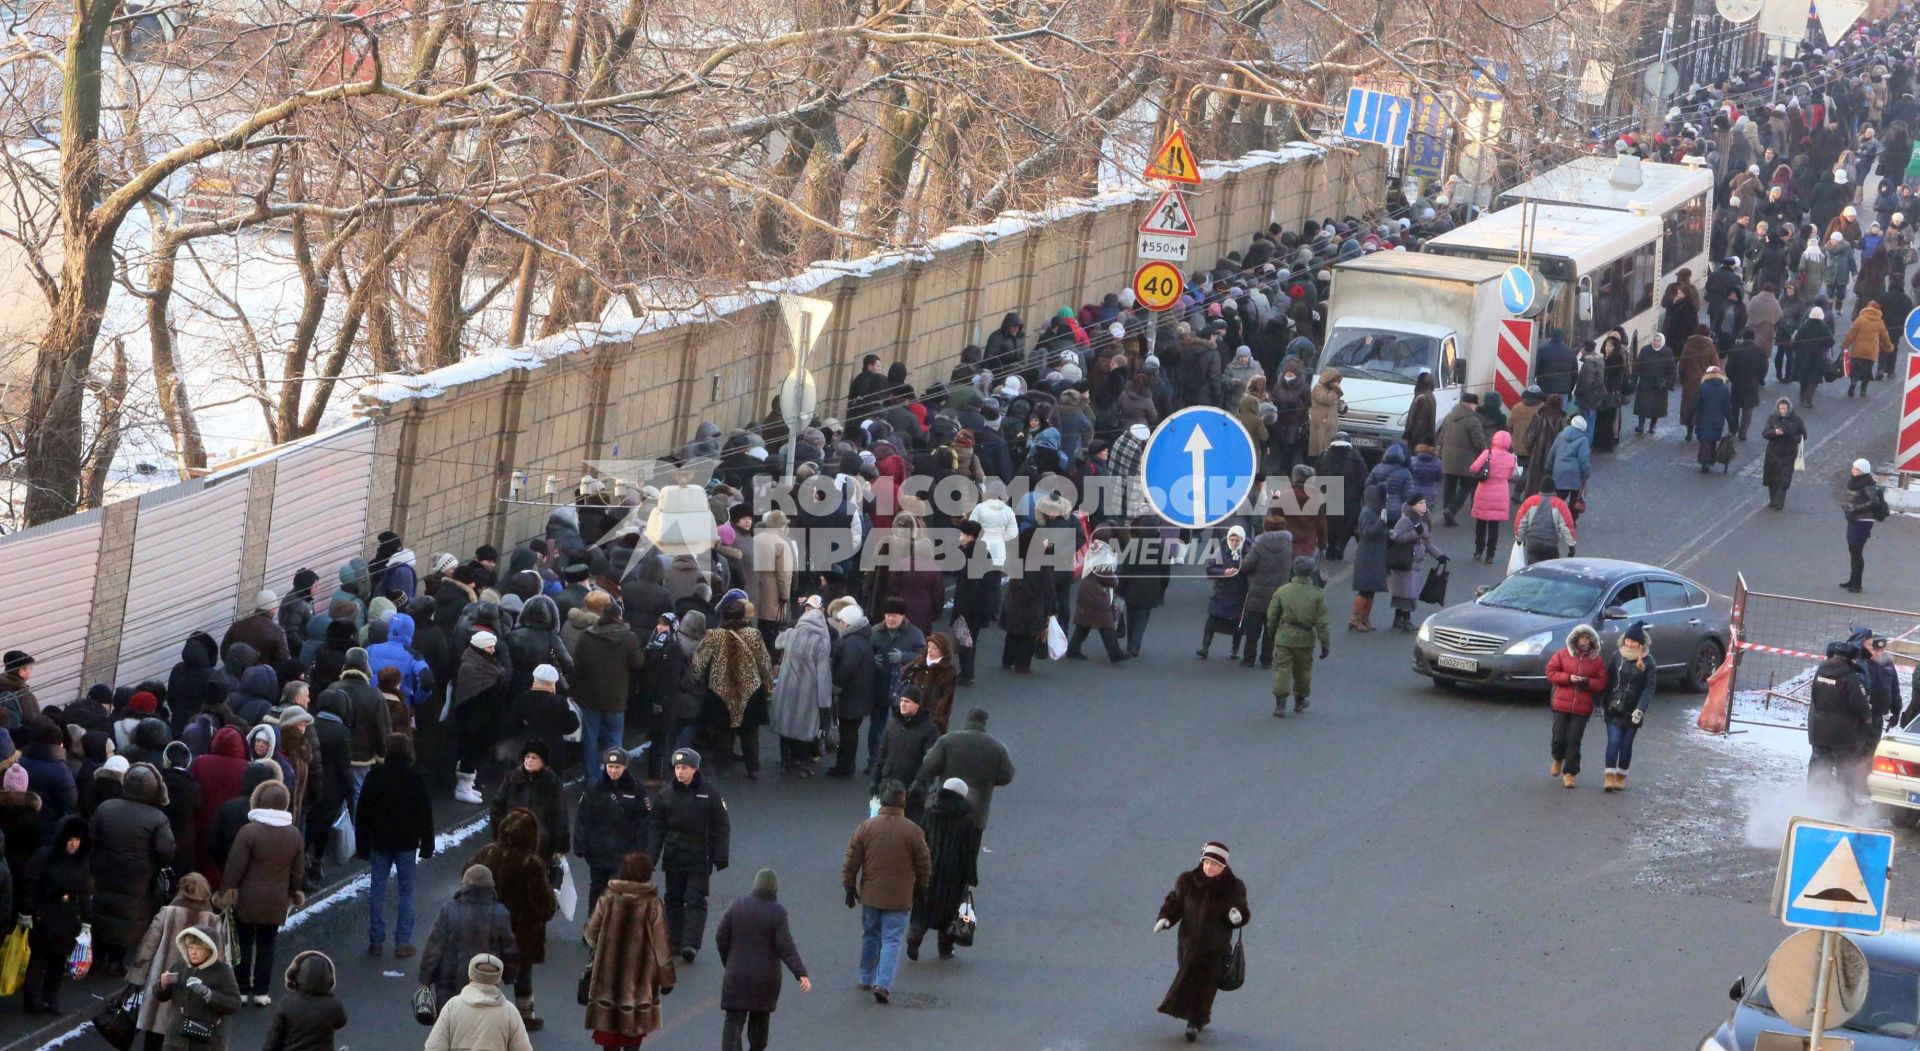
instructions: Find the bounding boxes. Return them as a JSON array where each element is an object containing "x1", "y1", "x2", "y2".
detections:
[
  {"x1": 412, "y1": 985, "x2": 437, "y2": 1025},
  {"x1": 578, "y1": 964, "x2": 592, "y2": 1006},
  {"x1": 1714, "y1": 434, "x2": 1736, "y2": 465},
  {"x1": 1385, "y1": 538, "x2": 1415, "y2": 572},
  {"x1": 91, "y1": 984, "x2": 143, "y2": 1050},
  {"x1": 1419, "y1": 563, "x2": 1450, "y2": 606},
  {"x1": 1473, "y1": 455, "x2": 1492, "y2": 482},
  {"x1": 180, "y1": 1016, "x2": 217, "y2": 1044},
  {"x1": 945, "y1": 891, "x2": 977, "y2": 947},
  {"x1": 1216, "y1": 929, "x2": 1246, "y2": 992}
]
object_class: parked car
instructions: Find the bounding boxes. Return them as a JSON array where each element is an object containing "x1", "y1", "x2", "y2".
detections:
[
  {"x1": 1869, "y1": 726, "x2": 1920, "y2": 829},
  {"x1": 1701, "y1": 927, "x2": 1920, "y2": 1050},
  {"x1": 1411, "y1": 558, "x2": 1730, "y2": 692}
]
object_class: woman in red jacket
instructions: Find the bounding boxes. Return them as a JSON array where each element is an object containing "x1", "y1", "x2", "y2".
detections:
[{"x1": 1545, "y1": 624, "x2": 1608, "y2": 789}]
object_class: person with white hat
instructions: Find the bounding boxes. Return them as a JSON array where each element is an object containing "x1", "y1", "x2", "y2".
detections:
[
  {"x1": 450, "y1": 631, "x2": 509, "y2": 804},
  {"x1": 1841, "y1": 459, "x2": 1888, "y2": 593},
  {"x1": 906, "y1": 777, "x2": 979, "y2": 962},
  {"x1": 1153, "y1": 841, "x2": 1250, "y2": 1042},
  {"x1": 422, "y1": 951, "x2": 530, "y2": 1051}
]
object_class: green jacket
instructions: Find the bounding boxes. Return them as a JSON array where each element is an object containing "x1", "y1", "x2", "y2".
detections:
[{"x1": 1266, "y1": 579, "x2": 1330, "y2": 650}]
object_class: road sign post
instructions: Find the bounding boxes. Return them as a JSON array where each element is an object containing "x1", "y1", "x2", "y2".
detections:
[
  {"x1": 1143, "y1": 129, "x2": 1202, "y2": 185},
  {"x1": 1770, "y1": 818, "x2": 1892, "y2": 1051},
  {"x1": 1341, "y1": 87, "x2": 1414, "y2": 147},
  {"x1": 1132, "y1": 262, "x2": 1185, "y2": 312},
  {"x1": 1139, "y1": 407, "x2": 1260, "y2": 529},
  {"x1": 1500, "y1": 265, "x2": 1539, "y2": 316}
]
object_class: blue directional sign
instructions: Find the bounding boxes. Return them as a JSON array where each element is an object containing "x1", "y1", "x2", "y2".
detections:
[
  {"x1": 1500, "y1": 265, "x2": 1537, "y2": 316},
  {"x1": 1406, "y1": 92, "x2": 1450, "y2": 180},
  {"x1": 1469, "y1": 58, "x2": 1510, "y2": 100},
  {"x1": 1139, "y1": 406, "x2": 1259, "y2": 529},
  {"x1": 1777, "y1": 818, "x2": 1894, "y2": 935},
  {"x1": 1904, "y1": 305, "x2": 1920, "y2": 349},
  {"x1": 1341, "y1": 87, "x2": 1413, "y2": 148}
]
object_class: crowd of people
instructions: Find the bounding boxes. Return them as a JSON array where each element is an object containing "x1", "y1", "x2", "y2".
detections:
[{"x1": 4, "y1": 18, "x2": 1920, "y2": 1050}]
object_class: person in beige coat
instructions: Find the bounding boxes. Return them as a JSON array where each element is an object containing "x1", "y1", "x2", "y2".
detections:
[
  {"x1": 1307, "y1": 368, "x2": 1345, "y2": 459},
  {"x1": 752, "y1": 510, "x2": 796, "y2": 646},
  {"x1": 425, "y1": 953, "x2": 533, "y2": 1051}
]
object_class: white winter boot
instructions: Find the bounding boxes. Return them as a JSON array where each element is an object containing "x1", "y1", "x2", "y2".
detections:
[{"x1": 454, "y1": 771, "x2": 483, "y2": 804}]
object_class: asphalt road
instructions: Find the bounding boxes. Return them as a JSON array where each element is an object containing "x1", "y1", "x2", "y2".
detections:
[{"x1": 7, "y1": 371, "x2": 1917, "y2": 1051}]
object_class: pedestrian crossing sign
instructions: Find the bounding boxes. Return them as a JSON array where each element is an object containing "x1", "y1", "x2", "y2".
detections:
[{"x1": 1774, "y1": 818, "x2": 1894, "y2": 935}]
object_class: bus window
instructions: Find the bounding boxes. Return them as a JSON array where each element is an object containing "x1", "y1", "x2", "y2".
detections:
[
  {"x1": 1589, "y1": 241, "x2": 1658, "y2": 336},
  {"x1": 1661, "y1": 193, "x2": 1707, "y2": 275}
]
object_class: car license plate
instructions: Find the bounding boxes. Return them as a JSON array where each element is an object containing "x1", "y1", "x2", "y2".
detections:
[
  {"x1": 1905, "y1": 790, "x2": 1920, "y2": 805},
  {"x1": 1436, "y1": 654, "x2": 1478, "y2": 672},
  {"x1": 1352, "y1": 435, "x2": 1384, "y2": 448}
]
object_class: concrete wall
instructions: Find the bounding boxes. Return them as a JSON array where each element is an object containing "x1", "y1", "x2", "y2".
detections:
[{"x1": 0, "y1": 140, "x2": 1382, "y2": 705}]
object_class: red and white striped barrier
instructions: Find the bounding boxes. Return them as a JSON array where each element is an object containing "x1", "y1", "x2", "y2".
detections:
[
  {"x1": 1495, "y1": 318, "x2": 1532, "y2": 411},
  {"x1": 1735, "y1": 639, "x2": 1828, "y2": 662},
  {"x1": 1900, "y1": 354, "x2": 1920, "y2": 476}
]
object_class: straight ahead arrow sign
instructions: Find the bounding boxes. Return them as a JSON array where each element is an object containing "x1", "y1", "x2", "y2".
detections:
[
  {"x1": 1384, "y1": 100, "x2": 1404, "y2": 145},
  {"x1": 1184, "y1": 424, "x2": 1212, "y2": 525}
]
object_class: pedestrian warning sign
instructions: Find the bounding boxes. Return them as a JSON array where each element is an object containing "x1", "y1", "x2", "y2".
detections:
[
  {"x1": 1143, "y1": 129, "x2": 1202, "y2": 185},
  {"x1": 1774, "y1": 817, "x2": 1894, "y2": 935},
  {"x1": 1139, "y1": 189, "x2": 1196, "y2": 237}
]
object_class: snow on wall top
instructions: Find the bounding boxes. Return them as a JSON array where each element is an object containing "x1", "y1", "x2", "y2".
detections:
[{"x1": 358, "y1": 140, "x2": 1337, "y2": 408}]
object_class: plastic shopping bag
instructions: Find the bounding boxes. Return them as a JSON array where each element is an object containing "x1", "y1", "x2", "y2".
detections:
[
  {"x1": 1505, "y1": 542, "x2": 1526, "y2": 576},
  {"x1": 326, "y1": 809, "x2": 355, "y2": 866},
  {"x1": 1045, "y1": 617, "x2": 1068, "y2": 661},
  {"x1": 67, "y1": 924, "x2": 92, "y2": 979},
  {"x1": 0, "y1": 923, "x2": 29, "y2": 997},
  {"x1": 556, "y1": 859, "x2": 579, "y2": 923}
]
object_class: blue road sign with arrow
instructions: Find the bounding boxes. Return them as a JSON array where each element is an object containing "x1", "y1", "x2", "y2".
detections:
[
  {"x1": 1500, "y1": 265, "x2": 1537, "y2": 316},
  {"x1": 1341, "y1": 88, "x2": 1413, "y2": 148},
  {"x1": 1776, "y1": 818, "x2": 1893, "y2": 935},
  {"x1": 1904, "y1": 306, "x2": 1920, "y2": 349},
  {"x1": 1139, "y1": 407, "x2": 1260, "y2": 529}
]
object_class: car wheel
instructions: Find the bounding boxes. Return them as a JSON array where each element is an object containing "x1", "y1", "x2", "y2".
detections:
[
  {"x1": 1878, "y1": 804, "x2": 1920, "y2": 829},
  {"x1": 1683, "y1": 638, "x2": 1724, "y2": 693}
]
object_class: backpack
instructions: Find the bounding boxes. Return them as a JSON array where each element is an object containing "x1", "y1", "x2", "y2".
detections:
[
  {"x1": 1524, "y1": 501, "x2": 1562, "y2": 551},
  {"x1": 0, "y1": 692, "x2": 18, "y2": 730}
]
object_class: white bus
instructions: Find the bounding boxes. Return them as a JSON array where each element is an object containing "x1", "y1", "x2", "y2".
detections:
[
  {"x1": 1495, "y1": 154, "x2": 1714, "y2": 324},
  {"x1": 1422, "y1": 202, "x2": 1666, "y2": 351}
]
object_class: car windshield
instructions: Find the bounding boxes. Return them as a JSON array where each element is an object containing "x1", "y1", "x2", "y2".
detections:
[
  {"x1": 1477, "y1": 570, "x2": 1606, "y2": 619},
  {"x1": 1748, "y1": 963, "x2": 1920, "y2": 1038},
  {"x1": 1322, "y1": 327, "x2": 1439, "y2": 384}
]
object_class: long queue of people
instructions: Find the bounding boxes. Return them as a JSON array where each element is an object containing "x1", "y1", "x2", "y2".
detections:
[{"x1": 7, "y1": 21, "x2": 1920, "y2": 1044}]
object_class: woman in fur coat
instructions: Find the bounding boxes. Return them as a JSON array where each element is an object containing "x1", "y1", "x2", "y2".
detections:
[{"x1": 1154, "y1": 841, "x2": 1251, "y2": 1043}]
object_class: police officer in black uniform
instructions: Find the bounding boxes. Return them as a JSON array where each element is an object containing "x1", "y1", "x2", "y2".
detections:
[
  {"x1": 648, "y1": 747, "x2": 730, "y2": 962},
  {"x1": 572, "y1": 747, "x2": 653, "y2": 915},
  {"x1": 1808, "y1": 641, "x2": 1873, "y2": 799}
]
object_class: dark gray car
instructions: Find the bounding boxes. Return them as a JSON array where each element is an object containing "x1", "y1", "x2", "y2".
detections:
[{"x1": 1411, "y1": 557, "x2": 1731, "y2": 693}]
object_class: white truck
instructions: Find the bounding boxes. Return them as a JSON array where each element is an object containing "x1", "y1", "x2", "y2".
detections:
[{"x1": 1319, "y1": 252, "x2": 1514, "y2": 453}]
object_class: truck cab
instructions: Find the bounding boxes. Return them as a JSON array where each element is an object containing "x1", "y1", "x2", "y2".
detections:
[
  {"x1": 1320, "y1": 318, "x2": 1464, "y2": 452},
  {"x1": 1321, "y1": 253, "x2": 1512, "y2": 453}
]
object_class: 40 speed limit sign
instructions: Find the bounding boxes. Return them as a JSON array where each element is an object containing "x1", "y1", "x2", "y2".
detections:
[{"x1": 1132, "y1": 261, "x2": 1185, "y2": 311}]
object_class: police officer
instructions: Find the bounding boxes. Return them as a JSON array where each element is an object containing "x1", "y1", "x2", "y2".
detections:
[
  {"x1": 648, "y1": 747, "x2": 730, "y2": 962},
  {"x1": 572, "y1": 747, "x2": 653, "y2": 916},
  {"x1": 1807, "y1": 641, "x2": 1873, "y2": 800}
]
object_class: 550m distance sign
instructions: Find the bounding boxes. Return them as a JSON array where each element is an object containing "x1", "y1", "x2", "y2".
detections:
[{"x1": 1133, "y1": 262, "x2": 1185, "y2": 311}]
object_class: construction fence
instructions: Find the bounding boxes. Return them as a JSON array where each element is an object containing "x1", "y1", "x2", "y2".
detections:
[
  {"x1": 0, "y1": 139, "x2": 1384, "y2": 706},
  {"x1": 1723, "y1": 572, "x2": 1920, "y2": 731}
]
